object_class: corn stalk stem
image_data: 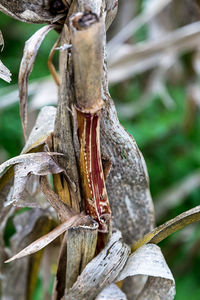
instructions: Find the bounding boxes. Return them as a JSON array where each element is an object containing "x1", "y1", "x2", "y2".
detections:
[{"x1": 70, "y1": 12, "x2": 111, "y2": 232}]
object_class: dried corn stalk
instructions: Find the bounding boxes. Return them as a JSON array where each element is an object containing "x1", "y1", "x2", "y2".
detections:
[{"x1": 1, "y1": 1, "x2": 200, "y2": 300}]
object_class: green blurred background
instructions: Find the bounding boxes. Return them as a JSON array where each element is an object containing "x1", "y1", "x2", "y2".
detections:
[{"x1": 1, "y1": 1, "x2": 200, "y2": 299}]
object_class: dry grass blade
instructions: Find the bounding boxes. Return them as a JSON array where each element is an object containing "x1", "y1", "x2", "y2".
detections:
[
  {"x1": 0, "y1": 60, "x2": 11, "y2": 82},
  {"x1": 18, "y1": 25, "x2": 54, "y2": 139},
  {"x1": 132, "y1": 205, "x2": 200, "y2": 252},
  {"x1": 5, "y1": 214, "x2": 88, "y2": 263}
]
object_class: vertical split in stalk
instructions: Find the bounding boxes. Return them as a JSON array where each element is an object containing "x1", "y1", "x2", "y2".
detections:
[
  {"x1": 70, "y1": 12, "x2": 111, "y2": 232},
  {"x1": 76, "y1": 108, "x2": 111, "y2": 232}
]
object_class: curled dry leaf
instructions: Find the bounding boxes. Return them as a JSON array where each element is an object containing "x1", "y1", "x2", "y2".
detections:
[
  {"x1": 18, "y1": 25, "x2": 54, "y2": 138},
  {"x1": 116, "y1": 244, "x2": 175, "y2": 300},
  {"x1": 0, "y1": 31, "x2": 11, "y2": 83},
  {"x1": 5, "y1": 214, "x2": 93, "y2": 263},
  {"x1": 105, "y1": 0, "x2": 118, "y2": 31},
  {"x1": 0, "y1": 152, "x2": 63, "y2": 177},
  {"x1": 132, "y1": 205, "x2": 200, "y2": 252},
  {"x1": 63, "y1": 230, "x2": 173, "y2": 299},
  {"x1": 21, "y1": 106, "x2": 57, "y2": 154},
  {"x1": 65, "y1": 231, "x2": 130, "y2": 300},
  {"x1": 0, "y1": 1, "x2": 66, "y2": 23},
  {"x1": 0, "y1": 107, "x2": 57, "y2": 209},
  {"x1": 0, "y1": 152, "x2": 64, "y2": 208},
  {"x1": 117, "y1": 244, "x2": 174, "y2": 282},
  {"x1": 0, "y1": 60, "x2": 11, "y2": 83},
  {"x1": 95, "y1": 284, "x2": 127, "y2": 300}
]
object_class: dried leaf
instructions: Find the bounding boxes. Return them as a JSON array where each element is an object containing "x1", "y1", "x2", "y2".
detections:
[
  {"x1": 26, "y1": 214, "x2": 54, "y2": 300},
  {"x1": 117, "y1": 244, "x2": 173, "y2": 282},
  {"x1": 0, "y1": 33, "x2": 9, "y2": 83},
  {"x1": 96, "y1": 284, "x2": 127, "y2": 300},
  {"x1": 0, "y1": 173, "x2": 14, "y2": 271},
  {"x1": 0, "y1": 168, "x2": 13, "y2": 207},
  {"x1": 0, "y1": 59, "x2": 11, "y2": 82},
  {"x1": 18, "y1": 25, "x2": 54, "y2": 138},
  {"x1": 65, "y1": 222, "x2": 98, "y2": 292},
  {"x1": 5, "y1": 214, "x2": 92, "y2": 263},
  {"x1": 40, "y1": 176, "x2": 75, "y2": 222},
  {"x1": 0, "y1": 30, "x2": 4, "y2": 50},
  {"x1": 0, "y1": 152, "x2": 63, "y2": 177},
  {"x1": 0, "y1": 205, "x2": 15, "y2": 277},
  {"x1": 117, "y1": 244, "x2": 175, "y2": 300},
  {"x1": 53, "y1": 173, "x2": 71, "y2": 206},
  {"x1": 0, "y1": 152, "x2": 64, "y2": 208},
  {"x1": 11, "y1": 172, "x2": 47, "y2": 208},
  {"x1": 41, "y1": 242, "x2": 60, "y2": 300},
  {"x1": 132, "y1": 205, "x2": 200, "y2": 252},
  {"x1": 105, "y1": 0, "x2": 118, "y2": 31},
  {"x1": 53, "y1": 220, "x2": 98, "y2": 299},
  {"x1": 52, "y1": 232, "x2": 68, "y2": 300},
  {"x1": 121, "y1": 275, "x2": 148, "y2": 300},
  {"x1": 136, "y1": 277, "x2": 175, "y2": 300},
  {"x1": 65, "y1": 231, "x2": 130, "y2": 300},
  {"x1": 0, "y1": 107, "x2": 58, "y2": 209},
  {"x1": 0, "y1": 2, "x2": 65, "y2": 23},
  {"x1": 21, "y1": 106, "x2": 57, "y2": 154},
  {"x1": 1, "y1": 209, "x2": 52, "y2": 300}
]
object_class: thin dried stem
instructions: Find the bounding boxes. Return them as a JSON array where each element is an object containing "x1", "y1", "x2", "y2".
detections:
[{"x1": 48, "y1": 37, "x2": 61, "y2": 86}]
